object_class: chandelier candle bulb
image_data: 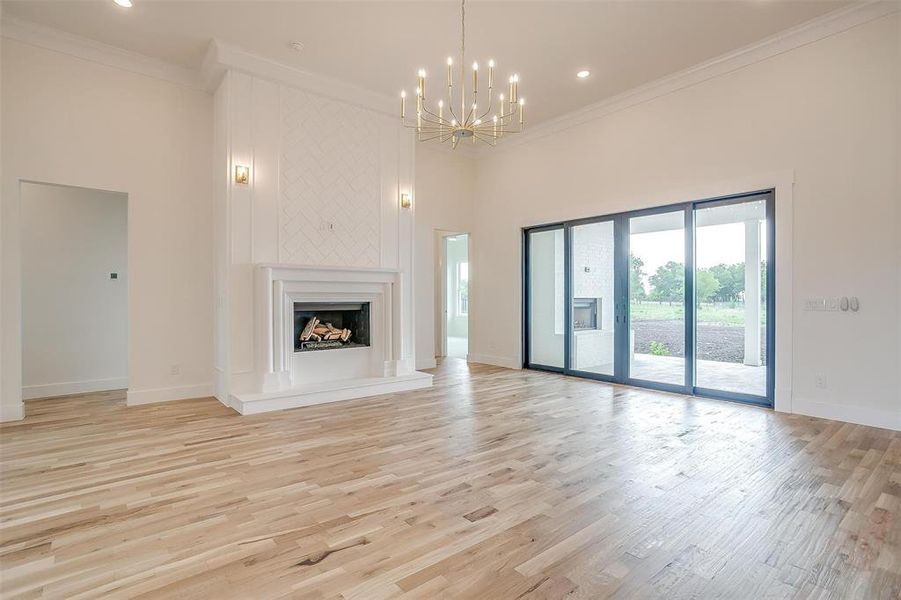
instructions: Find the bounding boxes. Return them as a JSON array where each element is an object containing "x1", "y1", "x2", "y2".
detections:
[
  {"x1": 519, "y1": 98, "x2": 524, "y2": 124},
  {"x1": 488, "y1": 59, "x2": 494, "y2": 88},
  {"x1": 400, "y1": 91, "x2": 406, "y2": 118},
  {"x1": 417, "y1": 70, "x2": 426, "y2": 99}
]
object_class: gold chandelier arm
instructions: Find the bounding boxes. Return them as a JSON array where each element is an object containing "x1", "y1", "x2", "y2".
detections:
[
  {"x1": 409, "y1": 110, "x2": 450, "y2": 128},
  {"x1": 420, "y1": 104, "x2": 452, "y2": 126},
  {"x1": 477, "y1": 90, "x2": 495, "y2": 123}
]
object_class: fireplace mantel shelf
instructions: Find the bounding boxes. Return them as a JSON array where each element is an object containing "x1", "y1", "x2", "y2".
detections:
[{"x1": 257, "y1": 263, "x2": 401, "y2": 275}]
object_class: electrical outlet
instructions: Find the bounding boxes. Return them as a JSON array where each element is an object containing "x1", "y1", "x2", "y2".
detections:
[
  {"x1": 815, "y1": 375, "x2": 827, "y2": 389},
  {"x1": 170, "y1": 364, "x2": 180, "y2": 376}
]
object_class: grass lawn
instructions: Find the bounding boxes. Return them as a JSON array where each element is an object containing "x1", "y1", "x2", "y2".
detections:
[{"x1": 630, "y1": 302, "x2": 766, "y2": 326}]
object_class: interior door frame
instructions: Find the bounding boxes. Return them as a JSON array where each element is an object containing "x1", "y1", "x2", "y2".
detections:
[
  {"x1": 522, "y1": 189, "x2": 775, "y2": 408},
  {"x1": 436, "y1": 230, "x2": 469, "y2": 359}
]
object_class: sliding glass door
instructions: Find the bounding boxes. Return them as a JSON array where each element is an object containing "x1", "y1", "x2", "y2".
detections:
[
  {"x1": 626, "y1": 209, "x2": 688, "y2": 390},
  {"x1": 523, "y1": 191, "x2": 774, "y2": 407},
  {"x1": 569, "y1": 219, "x2": 617, "y2": 378},
  {"x1": 693, "y1": 195, "x2": 773, "y2": 401},
  {"x1": 524, "y1": 226, "x2": 565, "y2": 370}
]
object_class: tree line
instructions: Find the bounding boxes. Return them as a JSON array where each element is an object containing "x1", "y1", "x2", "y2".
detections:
[{"x1": 631, "y1": 255, "x2": 766, "y2": 303}]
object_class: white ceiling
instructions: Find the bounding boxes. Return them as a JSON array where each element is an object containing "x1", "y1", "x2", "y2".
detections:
[{"x1": 2, "y1": 0, "x2": 849, "y2": 125}]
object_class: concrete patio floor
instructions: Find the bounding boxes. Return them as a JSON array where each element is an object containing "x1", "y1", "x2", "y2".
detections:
[{"x1": 578, "y1": 353, "x2": 767, "y2": 397}]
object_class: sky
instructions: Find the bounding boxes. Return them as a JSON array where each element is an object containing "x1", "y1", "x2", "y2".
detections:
[{"x1": 631, "y1": 222, "x2": 767, "y2": 290}]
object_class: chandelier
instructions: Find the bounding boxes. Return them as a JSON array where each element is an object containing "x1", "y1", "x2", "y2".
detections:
[{"x1": 400, "y1": 0, "x2": 524, "y2": 148}]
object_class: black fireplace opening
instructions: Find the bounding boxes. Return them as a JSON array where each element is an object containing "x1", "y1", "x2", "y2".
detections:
[
  {"x1": 294, "y1": 302, "x2": 371, "y2": 352},
  {"x1": 573, "y1": 297, "x2": 600, "y2": 330}
]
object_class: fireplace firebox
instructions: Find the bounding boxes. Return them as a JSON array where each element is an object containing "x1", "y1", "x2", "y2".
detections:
[
  {"x1": 294, "y1": 302, "x2": 371, "y2": 352},
  {"x1": 573, "y1": 297, "x2": 600, "y2": 330}
]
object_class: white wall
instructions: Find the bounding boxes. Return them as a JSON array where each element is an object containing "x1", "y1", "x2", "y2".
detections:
[
  {"x1": 471, "y1": 14, "x2": 900, "y2": 429},
  {"x1": 413, "y1": 147, "x2": 475, "y2": 369},
  {"x1": 21, "y1": 183, "x2": 127, "y2": 398},
  {"x1": 1, "y1": 38, "x2": 214, "y2": 416}
]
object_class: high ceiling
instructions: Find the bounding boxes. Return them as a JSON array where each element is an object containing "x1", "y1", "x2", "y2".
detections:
[{"x1": 2, "y1": 0, "x2": 849, "y2": 124}]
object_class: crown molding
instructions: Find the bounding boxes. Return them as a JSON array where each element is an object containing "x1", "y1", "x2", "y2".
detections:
[
  {"x1": 204, "y1": 39, "x2": 399, "y2": 117},
  {"x1": 0, "y1": 16, "x2": 204, "y2": 90},
  {"x1": 202, "y1": 39, "x2": 481, "y2": 157},
  {"x1": 481, "y1": 0, "x2": 900, "y2": 155}
]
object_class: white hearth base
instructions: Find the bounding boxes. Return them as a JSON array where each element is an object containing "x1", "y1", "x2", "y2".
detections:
[{"x1": 229, "y1": 371, "x2": 433, "y2": 415}]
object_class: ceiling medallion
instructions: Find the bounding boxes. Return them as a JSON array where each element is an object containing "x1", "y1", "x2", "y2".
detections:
[{"x1": 400, "y1": 0, "x2": 524, "y2": 148}]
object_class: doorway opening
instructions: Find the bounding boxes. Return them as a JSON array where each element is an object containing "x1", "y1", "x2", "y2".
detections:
[
  {"x1": 523, "y1": 190, "x2": 774, "y2": 407},
  {"x1": 441, "y1": 233, "x2": 469, "y2": 360},
  {"x1": 20, "y1": 182, "x2": 128, "y2": 401}
]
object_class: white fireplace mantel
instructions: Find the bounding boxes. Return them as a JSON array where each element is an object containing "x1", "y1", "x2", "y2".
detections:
[{"x1": 227, "y1": 264, "x2": 432, "y2": 415}]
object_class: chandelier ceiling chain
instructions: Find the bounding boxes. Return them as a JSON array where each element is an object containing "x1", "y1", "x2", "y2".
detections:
[{"x1": 400, "y1": 0, "x2": 524, "y2": 148}]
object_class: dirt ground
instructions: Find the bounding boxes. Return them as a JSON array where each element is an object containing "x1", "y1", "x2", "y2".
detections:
[{"x1": 633, "y1": 320, "x2": 767, "y2": 363}]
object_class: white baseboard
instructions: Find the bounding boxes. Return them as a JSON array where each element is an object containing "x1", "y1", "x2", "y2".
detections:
[
  {"x1": 22, "y1": 377, "x2": 128, "y2": 400},
  {"x1": 126, "y1": 383, "x2": 215, "y2": 406},
  {"x1": 416, "y1": 357, "x2": 437, "y2": 370},
  {"x1": 467, "y1": 353, "x2": 521, "y2": 370},
  {"x1": 231, "y1": 372, "x2": 433, "y2": 415},
  {"x1": 0, "y1": 403, "x2": 25, "y2": 422},
  {"x1": 791, "y1": 396, "x2": 900, "y2": 431}
]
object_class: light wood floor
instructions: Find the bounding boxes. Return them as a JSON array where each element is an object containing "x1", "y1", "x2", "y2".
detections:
[{"x1": 1, "y1": 360, "x2": 898, "y2": 599}]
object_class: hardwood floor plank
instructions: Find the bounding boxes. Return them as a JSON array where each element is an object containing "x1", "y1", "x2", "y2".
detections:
[{"x1": 1, "y1": 359, "x2": 898, "y2": 598}]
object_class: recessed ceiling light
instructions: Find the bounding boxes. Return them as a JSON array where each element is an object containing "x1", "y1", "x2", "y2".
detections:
[
  {"x1": 577, "y1": 70, "x2": 591, "y2": 79},
  {"x1": 289, "y1": 41, "x2": 305, "y2": 52},
  {"x1": 113, "y1": 0, "x2": 133, "y2": 7}
]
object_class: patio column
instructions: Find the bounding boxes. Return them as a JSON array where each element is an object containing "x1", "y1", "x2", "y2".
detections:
[{"x1": 744, "y1": 219, "x2": 761, "y2": 366}]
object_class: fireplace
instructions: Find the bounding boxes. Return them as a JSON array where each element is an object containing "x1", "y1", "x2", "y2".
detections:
[
  {"x1": 294, "y1": 302, "x2": 371, "y2": 352},
  {"x1": 233, "y1": 265, "x2": 431, "y2": 416},
  {"x1": 573, "y1": 297, "x2": 600, "y2": 330}
]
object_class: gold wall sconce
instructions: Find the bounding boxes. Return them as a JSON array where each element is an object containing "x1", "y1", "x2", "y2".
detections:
[
  {"x1": 400, "y1": 192, "x2": 412, "y2": 209},
  {"x1": 234, "y1": 165, "x2": 250, "y2": 185}
]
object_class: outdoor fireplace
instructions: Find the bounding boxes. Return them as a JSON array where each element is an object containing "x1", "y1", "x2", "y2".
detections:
[
  {"x1": 573, "y1": 297, "x2": 600, "y2": 330},
  {"x1": 294, "y1": 302, "x2": 371, "y2": 352}
]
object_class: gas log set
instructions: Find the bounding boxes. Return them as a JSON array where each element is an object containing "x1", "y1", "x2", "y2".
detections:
[{"x1": 299, "y1": 317, "x2": 352, "y2": 344}]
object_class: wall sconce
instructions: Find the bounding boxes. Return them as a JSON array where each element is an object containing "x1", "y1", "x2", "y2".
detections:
[
  {"x1": 234, "y1": 165, "x2": 250, "y2": 185},
  {"x1": 400, "y1": 192, "x2": 412, "y2": 209}
]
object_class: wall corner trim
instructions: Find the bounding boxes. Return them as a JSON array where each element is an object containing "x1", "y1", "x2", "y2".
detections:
[{"x1": 0, "y1": 404, "x2": 26, "y2": 423}]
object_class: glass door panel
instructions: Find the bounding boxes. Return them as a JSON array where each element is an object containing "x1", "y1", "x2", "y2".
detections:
[
  {"x1": 694, "y1": 199, "x2": 768, "y2": 397},
  {"x1": 526, "y1": 228, "x2": 565, "y2": 368},
  {"x1": 569, "y1": 220, "x2": 616, "y2": 376},
  {"x1": 628, "y1": 210, "x2": 686, "y2": 386}
]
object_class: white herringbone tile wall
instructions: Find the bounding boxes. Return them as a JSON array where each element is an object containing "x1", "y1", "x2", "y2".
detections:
[{"x1": 279, "y1": 86, "x2": 382, "y2": 267}]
